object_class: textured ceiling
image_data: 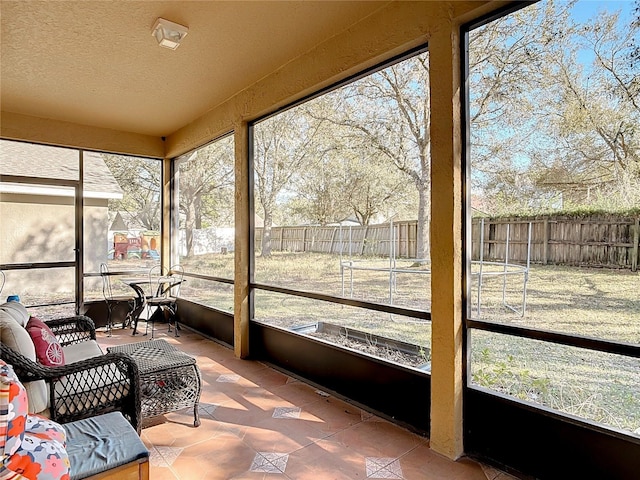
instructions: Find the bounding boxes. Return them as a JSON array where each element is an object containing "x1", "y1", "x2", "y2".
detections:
[{"x1": 0, "y1": 1, "x2": 387, "y2": 138}]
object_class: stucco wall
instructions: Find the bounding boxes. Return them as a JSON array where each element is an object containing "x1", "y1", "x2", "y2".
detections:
[{"x1": 0, "y1": 193, "x2": 108, "y2": 292}]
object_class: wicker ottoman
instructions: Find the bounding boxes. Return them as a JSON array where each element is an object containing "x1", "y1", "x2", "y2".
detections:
[{"x1": 107, "y1": 339, "x2": 201, "y2": 427}]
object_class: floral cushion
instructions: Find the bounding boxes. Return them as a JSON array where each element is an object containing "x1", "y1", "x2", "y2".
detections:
[
  {"x1": 25, "y1": 416, "x2": 66, "y2": 446},
  {"x1": 0, "y1": 360, "x2": 70, "y2": 480},
  {"x1": 26, "y1": 317, "x2": 65, "y2": 367},
  {"x1": 1, "y1": 360, "x2": 28, "y2": 460}
]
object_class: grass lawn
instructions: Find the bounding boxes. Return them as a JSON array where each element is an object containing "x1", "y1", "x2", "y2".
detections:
[
  {"x1": 182, "y1": 251, "x2": 639, "y2": 434},
  {"x1": 29, "y1": 251, "x2": 637, "y2": 434}
]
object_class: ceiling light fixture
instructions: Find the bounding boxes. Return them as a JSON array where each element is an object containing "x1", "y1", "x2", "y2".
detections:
[{"x1": 151, "y1": 18, "x2": 188, "y2": 50}]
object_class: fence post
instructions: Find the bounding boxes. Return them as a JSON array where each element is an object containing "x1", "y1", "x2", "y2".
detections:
[
  {"x1": 303, "y1": 227, "x2": 307, "y2": 253},
  {"x1": 330, "y1": 227, "x2": 337, "y2": 254},
  {"x1": 632, "y1": 218, "x2": 639, "y2": 272},
  {"x1": 543, "y1": 218, "x2": 549, "y2": 265}
]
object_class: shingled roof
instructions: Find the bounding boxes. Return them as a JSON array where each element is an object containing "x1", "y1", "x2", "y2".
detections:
[{"x1": 0, "y1": 140, "x2": 122, "y2": 199}]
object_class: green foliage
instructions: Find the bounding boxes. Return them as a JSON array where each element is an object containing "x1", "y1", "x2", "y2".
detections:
[
  {"x1": 472, "y1": 206, "x2": 640, "y2": 219},
  {"x1": 473, "y1": 348, "x2": 552, "y2": 402}
]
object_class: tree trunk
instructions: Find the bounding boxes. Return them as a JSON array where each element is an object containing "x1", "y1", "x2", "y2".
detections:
[
  {"x1": 261, "y1": 211, "x2": 273, "y2": 257},
  {"x1": 185, "y1": 201, "x2": 196, "y2": 256},
  {"x1": 416, "y1": 182, "x2": 430, "y2": 263}
]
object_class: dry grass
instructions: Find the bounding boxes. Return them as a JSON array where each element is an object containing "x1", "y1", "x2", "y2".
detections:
[{"x1": 182, "y1": 251, "x2": 640, "y2": 434}]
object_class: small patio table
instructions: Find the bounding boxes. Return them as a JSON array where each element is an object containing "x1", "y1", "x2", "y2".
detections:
[
  {"x1": 107, "y1": 339, "x2": 201, "y2": 427},
  {"x1": 121, "y1": 276, "x2": 184, "y2": 336}
]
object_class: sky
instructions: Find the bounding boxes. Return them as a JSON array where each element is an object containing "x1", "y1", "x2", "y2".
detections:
[{"x1": 570, "y1": 0, "x2": 635, "y2": 22}]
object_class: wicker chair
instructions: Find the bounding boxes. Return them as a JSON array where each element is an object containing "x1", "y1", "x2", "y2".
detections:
[{"x1": 0, "y1": 314, "x2": 142, "y2": 433}]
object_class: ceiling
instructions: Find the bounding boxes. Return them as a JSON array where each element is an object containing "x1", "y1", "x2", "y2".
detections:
[{"x1": 1, "y1": 1, "x2": 388, "y2": 138}]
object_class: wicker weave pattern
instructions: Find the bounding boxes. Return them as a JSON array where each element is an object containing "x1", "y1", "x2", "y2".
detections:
[
  {"x1": 46, "y1": 315, "x2": 97, "y2": 347},
  {"x1": 0, "y1": 315, "x2": 142, "y2": 433},
  {"x1": 108, "y1": 339, "x2": 202, "y2": 427}
]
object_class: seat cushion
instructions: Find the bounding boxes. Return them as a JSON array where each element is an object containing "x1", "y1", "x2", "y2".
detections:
[
  {"x1": 61, "y1": 341, "x2": 103, "y2": 365},
  {"x1": 0, "y1": 312, "x2": 49, "y2": 414},
  {"x1": 65, "y1": 412, "x2": 148, "y2": 480},
  {"x1": 0, "y1": 310, "x2": 35, "y2": 357}
]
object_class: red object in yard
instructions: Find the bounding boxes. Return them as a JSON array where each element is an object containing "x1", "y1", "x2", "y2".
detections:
[{"x1": 114, "y1": 242, "x2": 128, "y2": 260}]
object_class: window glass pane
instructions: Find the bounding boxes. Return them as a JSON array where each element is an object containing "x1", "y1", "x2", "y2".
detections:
[
  {"x1": 254, "y1": 290, "x2": 431, "y2": 371},
  {"x1": 253, "y1": 50, "x2": 431, "y2": 315},
  {"x1": 469, "y1": 330, "x2": 640, "y2": 435},
  {"x1": 0, "y1": 182, "x2": 75, "y2": 264},
  {"x1": 1, "y1": 267, "x2": 75, "y2": 319},
  {"x1": 179, "y1": 277, "x2": 234, "y2": 313},
  {"x1": 83, "y1": 153, "x2": 162, "y2": 275},
  {"x1": 468, "y1": 0, "x2": 639, "y2": 344},
  {"x1": 175, "y1": 135, "x2": 235, "y2": 281},
  {"x1": 0, "y1": 140, "x2": 77, "y2": 265}
]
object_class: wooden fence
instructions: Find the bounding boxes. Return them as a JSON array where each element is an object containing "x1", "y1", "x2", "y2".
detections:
[
  {"x1": 471, "y1": 214, "x2": 640, "y2": 270},
  {"x1": 255, "y1": 214, "x2": 640, "y2": 270},
  {"x1": 255, "y1": 221, "x2": 418, "y2": 258}
]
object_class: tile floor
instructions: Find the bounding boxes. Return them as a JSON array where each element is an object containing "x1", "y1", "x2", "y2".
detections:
[{"x1": 97, "y1": 325, "x2": 518, "y2": 480}]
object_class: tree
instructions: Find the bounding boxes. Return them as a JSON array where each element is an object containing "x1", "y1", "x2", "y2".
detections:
[
  {"x1": 468, "y1": 1, "x2": 561, "y2": 213},
  {"x1": 177, "y1": 137, "x2": 234, "y2": 256},
  {"x1": 287, "y1": 97, "x2": 413, "y2": 227},
  {"x1": 253, "y1": 109, "x2": 323, "y2": 256},
  {"x1": 532, "y1": 3, "x2": 639, "y2": 208},
  {"x1": 310, "y1": 52, "x2": 432, "y2": 260},
  {"x1": 103, "y1": 154, "x2": 162, "y2": 231},
  {"x1": 469, "y1": 0, "x2": 640, "y2": 213}
]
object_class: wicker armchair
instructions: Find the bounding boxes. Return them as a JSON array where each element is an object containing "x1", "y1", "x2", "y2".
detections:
[{"x1": 0, "y1": 314, "x2": 142, "y2": 433}]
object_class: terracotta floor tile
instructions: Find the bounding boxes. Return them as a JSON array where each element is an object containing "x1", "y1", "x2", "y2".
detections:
[
  {"x1": 297, "y1": 397, "x2": 364, "y2": 434},
  {"x1": 95, "y1": 328, "x2": 503, "y2": 480},
  {"x1": 211, "y1": 394, "x2": 277, "y2": 427},
  {"x1": 148, "y1": 465, "x2": 180, "y2": 480},
  {"x1": 321, "y1": 418, "x2": 427, "y2": 459},
  {"x1": 141, "y1": 414, "x2": 228, "y2": 448},
  {"x1": 232, "y1": 421, "x2": 322, "y2": 454},
  {"x1": 283, "y1": 441, "x2": 366, "y2": 480},
  {"x1": 271, "y1": 380, "x2": 334, "y2": 407},
  {"x1": 170, "y1": 434, "x2": 258, "y2": 480},
  {"x1": 399, "y1": 444, "x2": 488, "y2": 480}
]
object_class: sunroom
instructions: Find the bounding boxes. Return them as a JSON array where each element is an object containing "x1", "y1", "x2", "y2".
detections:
[{"x1": 1, "y1": 1, "x2": 638, "y2": 479}]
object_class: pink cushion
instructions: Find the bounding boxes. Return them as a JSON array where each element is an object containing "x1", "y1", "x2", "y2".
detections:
[{"x1": 25, "y1": 318, "x2": 65, "y2": 367}]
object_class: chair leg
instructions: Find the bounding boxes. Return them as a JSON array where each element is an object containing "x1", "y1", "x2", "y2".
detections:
[
  {"x1": 167, "y1": 305, "x2": 179, "y2": 337},
  {"x1": 144, "y1": 305, "x2": 157, "y2": 339},
  {"x1": 106, "y1": 302, "x2": 113, "y2": 337}
]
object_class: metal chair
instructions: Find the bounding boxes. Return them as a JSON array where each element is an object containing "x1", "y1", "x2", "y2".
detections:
[
  {"x1": 145, "y1": 264, "x2": 184, "y2": 338},
  {"x1": 0, "y1": 269, "x2": 5, "y2": 298},
  {"x1": 100, "y1": 262, "x2": 134, "y2": 336}
]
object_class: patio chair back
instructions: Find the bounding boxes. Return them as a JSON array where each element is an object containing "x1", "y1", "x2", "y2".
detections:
[
  {"x1": 147, "y1": 264, "x2": 167, "y2": 298},
  {"x1": 145, "y1": 264, "x2": 184, "y2": 338},
  {"x1": 166, "y1": 264, "x2": 185, "y2": 298},
  {"x1": 99, "y1": 262, "x2": 134, "y2": 335}
]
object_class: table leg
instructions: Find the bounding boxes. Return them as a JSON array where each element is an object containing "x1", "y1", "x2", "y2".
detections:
[{"x1": 129, "y1": 284, "x2": 147, "y2": 335}]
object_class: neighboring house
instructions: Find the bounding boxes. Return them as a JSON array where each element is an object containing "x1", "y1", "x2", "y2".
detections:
[{"x1": 0, "y1": 142, "x2": 122, "y2": 288}]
